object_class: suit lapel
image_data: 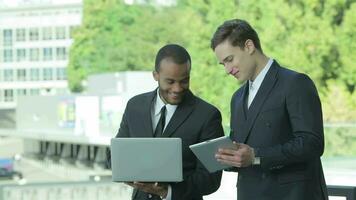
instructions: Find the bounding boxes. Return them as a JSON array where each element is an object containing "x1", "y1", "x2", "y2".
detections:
[
  {"x1": 237, "y1": 62, "x2": 279, "y2": 143},
  {"x1": 232, "y1": 83, "x2": 248, "y2": 142},
  {"x1": 163, "y1": 90, "x2": 195, "y2": 137},
  {"x1": 142, "y1": 90, "x2": 156, "y2": 137}
]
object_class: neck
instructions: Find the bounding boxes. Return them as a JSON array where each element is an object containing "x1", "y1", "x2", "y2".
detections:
[{"x1": 250, "y1": 53, "x2": 269, "y2": 81}]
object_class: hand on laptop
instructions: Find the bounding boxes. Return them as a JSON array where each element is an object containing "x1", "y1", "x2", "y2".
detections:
[
  {"x1": 215, "y1": 142, "x2": 255, "y2": 168},
  {"x1": 125, "y1": 182, "x2": 168, "y2": 198}
]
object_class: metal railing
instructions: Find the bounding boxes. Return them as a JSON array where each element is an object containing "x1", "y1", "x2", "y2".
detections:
[{"x1": 328, "y1": 185, "x2": 356, "y2": 200}]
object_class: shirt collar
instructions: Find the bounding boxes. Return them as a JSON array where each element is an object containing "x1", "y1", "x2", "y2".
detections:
[{"x1": 249, "y1": 58, "x2": 273, "y2": 90}]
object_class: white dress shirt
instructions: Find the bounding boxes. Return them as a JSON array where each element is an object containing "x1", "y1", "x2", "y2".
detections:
[
  {"x1": 248, "y1": 58, "x2": 274, "y2": 108},
  {"x1": 151, "y1": 89, "x2": 178, "y2": 200}
]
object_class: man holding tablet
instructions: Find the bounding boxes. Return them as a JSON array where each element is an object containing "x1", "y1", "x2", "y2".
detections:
[
  {"x1": 107, "y1": 44, "x2": 224, "y2": 200},
  {"x1": 211, "y1": 19, "x2": 328, "y2": 200}
]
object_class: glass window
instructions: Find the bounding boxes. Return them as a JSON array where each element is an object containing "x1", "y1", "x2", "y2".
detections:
[
  {"x1": 17, "y1": 69, "x2": 27, "y2": 81},
  {"x1": 43, "y1": 47, "x2": 53, "y2": 61},
  {"x1": 56, "y1": 67, "x2": 67, "y2": 80},
  {"x1": 29, "y1": 89, "x2": 40, "y2": 95},
  {"x1": 4, "y1": 89, "x2": 14, "y2": 102},
  {"x1": 30, "y1": 48, "x2": 39, "y2": 61},
  {"x1": 4, "y1": 49, "x2": 13, "y2": 62},
  {"x1": 4, "y1": 69, "x2": 13, "y2": 81},
  {"x1": 30, "y1": 68, "x2": 40, "y2": 81},
  {"x1": 29, "y1": 28, "x2": 39, "y2": 41},
  {"x1": 42, "y1": 27, "x2": 52, "y2": 40},
  {"x1": 16, "y1": 29, "x2": 26, "y2": 41},
  {"x1": 55, "y1": 27, "x2": 66, "y2": 39},
  {"x1": 56, "y1": 47, "x2": 67, "y2": 60},
  {"x1": 69, "y1": 26, "x2": 77, "y2": 38},
  {"x1": 17, "y1": 89, "x2": 27, "y2": 96},
  {"x1": 16, "y1": 49, "x2": 26, "y2": 62},
  {"x1": 3, "y1": 29, "x2": 13, "y2": 46},
  {"x1": 43, "y1": 68, "x2": 53, "y2": 80}
]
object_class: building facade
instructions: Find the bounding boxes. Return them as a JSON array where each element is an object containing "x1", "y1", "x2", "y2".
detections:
[{"x1": 0, "y1": 0, "x2": 82, "y2": 109}]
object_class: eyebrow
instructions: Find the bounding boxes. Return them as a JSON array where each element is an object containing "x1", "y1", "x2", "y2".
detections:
[{"x1": 219, "y1": 55, "x2": 232, "y2": 65}]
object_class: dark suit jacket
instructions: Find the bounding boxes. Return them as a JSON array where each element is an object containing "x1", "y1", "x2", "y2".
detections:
[
  {"x1": 108, "y1": 89, "x2": 223, "y2": 200},
  {"x1": 230, "y1": 61, "x2": 328, "y2": 200}
]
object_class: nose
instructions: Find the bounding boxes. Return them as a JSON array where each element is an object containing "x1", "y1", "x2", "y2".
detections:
[
  {"x1": 172, "y1": 83, "x2": 184, "y2": 93},
  {"x1": 224, "y1": 64, "x2": 233, "y2": 74}
]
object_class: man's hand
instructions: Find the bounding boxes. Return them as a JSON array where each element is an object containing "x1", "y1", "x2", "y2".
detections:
[
  {"x1": 215, "y1": 142, "x2": 255, "y2": 167},
  {"x1": 125, "y1": 182, "x2": 168, "y2": 198}
]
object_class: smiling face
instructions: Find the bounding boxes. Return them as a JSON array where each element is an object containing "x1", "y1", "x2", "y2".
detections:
[
  {"x1": 214, "y1": 39, "x2": 257, "y2": 82},
  {"x1": 153, "y1": 57, "x2": 190, "y2": 105}
]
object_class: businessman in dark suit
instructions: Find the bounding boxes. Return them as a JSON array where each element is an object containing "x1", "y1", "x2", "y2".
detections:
[
  {"x1": 108, "y1": 44, "x2": 223, "y2": 200},
  {"x1": 211, "y1": 19, "x2": 328, "y2": 200}
]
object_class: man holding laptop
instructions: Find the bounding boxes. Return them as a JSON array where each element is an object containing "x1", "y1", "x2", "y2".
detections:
[{"x1": 108, "y1": 44, "x2": 224, "y2": 200}]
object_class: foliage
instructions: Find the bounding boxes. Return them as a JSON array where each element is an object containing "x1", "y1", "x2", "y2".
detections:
[{"x1": 68, "y1": 0, "x2": 356, "y2": 126}]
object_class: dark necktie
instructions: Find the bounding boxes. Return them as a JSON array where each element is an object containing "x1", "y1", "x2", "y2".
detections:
[{"x1": 154, "y1": 106, "x2": 166, "y2": 137}]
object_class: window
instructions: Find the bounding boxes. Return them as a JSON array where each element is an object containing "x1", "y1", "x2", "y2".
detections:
[
  {"x1": 30, "y1": 68, "x2": 40, "y2": 81},
  {"x1": 43, "y1": 68, "x2": 53, "y2": 80},
  {"x1": 16, "y1": 29, "x2": 26, "y2": 41},
  {"x1": 43, "y1": 47, "x2": 53, "y2": 61},
  {"x1": 30, "y1": 48, "x2": 39, "y2": 61},
  {"x1": 56, "y1": 67, "x2": 67, "y2": 80},
  {"x1": 56, "y1": 47, "x2": 67, "y2": 60},
  {"x1": 55, "y1": 27, "x2": 66, "y2": 39},
  {"x1": 4, "y1": 69, "x2": 13, "y2": 81},
  {"x1": 3, "y1": 29, "x2": 13, "y2": 46},
  {"x1": 17, "y1": 89, "x2": 27, "y2": 96},
  {"x1": 4, "y1": 89, "x2": 14, "y2": 102},
  {"x1": 42, "y1": 27, "x2": 52, "y2": 40},
  {"x1": 29, "y1": 89, "x2": 40, "y2": 95},
  {"x1": 69, "y1": 26, "x2": 77, "y2": 38},
  {"x1": 16, "y1": 49, "x2": 26, "y2": 62},
  {"x1": 17, "y1": 69, "x2": 27, "y2": 81},
  {"x1": 29, "y1": 28, "x2": 39, "y2": 41},
  {"x1": 4, "y1": 50, "x2": 13, "y2": 62}
]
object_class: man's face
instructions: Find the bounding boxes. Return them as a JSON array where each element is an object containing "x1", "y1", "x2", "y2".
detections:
[
  {"x1": 214, "y1": 39, "x2": 256, "y2": 82},
  {"x1": 153, "y1": 58, "x2": 190, "y2": 105}
]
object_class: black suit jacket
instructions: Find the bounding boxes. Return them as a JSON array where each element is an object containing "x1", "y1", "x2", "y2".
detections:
[
  {"x1": 108, "y1": 89, "x2": 223, "y2": 200},
  {"x1": 230, "y1": 61, "x2": 328, "y2": 200}
]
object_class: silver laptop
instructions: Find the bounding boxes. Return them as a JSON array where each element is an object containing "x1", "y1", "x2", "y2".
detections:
[{"x1": 110, "y1": 137, "x2": 183, "y2": 182}]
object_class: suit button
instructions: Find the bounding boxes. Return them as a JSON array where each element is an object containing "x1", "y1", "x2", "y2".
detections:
[
  {"x1": 148, "y1": 194, "x2": 152, "y2": 199},
  {"x1": 266, "y1": 122, "x2": 271, "y2": 127}
]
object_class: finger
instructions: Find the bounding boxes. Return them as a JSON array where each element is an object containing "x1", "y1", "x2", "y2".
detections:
[
  {"x1": 233, "y1": 142, "x2": 240, "y2": 149},
  {"x1": 218, "y1": 148, "x2": 239, "y2": 156},
  {"x1": 221, "y1": 153, "x2": 241, "y2": 162},
  {"x1": 217, "y1": 158, "x2": 241, "y2": 167}
]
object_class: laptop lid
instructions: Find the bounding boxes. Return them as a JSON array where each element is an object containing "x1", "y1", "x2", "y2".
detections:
[{"x1": 110, "y1": 137, "x2": 183, "y2": 182}]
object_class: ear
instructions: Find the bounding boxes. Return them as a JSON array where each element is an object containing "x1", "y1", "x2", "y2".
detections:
[
  {"x1": 244, "y1": 39, "x2": 256, "y2": 54},
  {"x1": 153, "y1": 71, "x2": 159, "y2": 81}
]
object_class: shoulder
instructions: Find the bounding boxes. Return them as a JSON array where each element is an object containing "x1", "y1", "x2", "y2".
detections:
[
  {"x1": 126, "y1": 91, "x2": 154, "y2": 107},
  {"x1": 276, "y1": 65, "x2": 318, "y2": 96},
  {"x1": 192, "y1": 95, "x2": 221, "y2": 115}
]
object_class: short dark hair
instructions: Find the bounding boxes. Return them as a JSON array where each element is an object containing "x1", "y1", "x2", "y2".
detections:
[
  {"x1": 210, "y1": 19, "x2": 262, "y2": 52},
  {"x1": 155, "y1": 44, "x2": 191, "y2": 72}
]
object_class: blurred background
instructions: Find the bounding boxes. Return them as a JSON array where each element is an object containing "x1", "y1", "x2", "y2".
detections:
[{"x1": 0, "y1": 0, "x2": 355, "y2": 199}]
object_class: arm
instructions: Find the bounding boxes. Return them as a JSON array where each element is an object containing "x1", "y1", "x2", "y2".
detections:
[
  {"x1": 258, "y1": 74, "x2": 324, "y2": 170},
  {"x1": 171, "y1": 109, "x2": 224, "y2": 199}
]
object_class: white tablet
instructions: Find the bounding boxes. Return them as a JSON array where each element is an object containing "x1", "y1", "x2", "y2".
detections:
[{"x1": 189, "y1": 136, "x2": 236, "y2": 173}]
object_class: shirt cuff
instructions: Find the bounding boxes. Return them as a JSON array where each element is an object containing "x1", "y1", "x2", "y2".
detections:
[{"x1": 162, "y1": 185, "x2": 172, "y2": 200}]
